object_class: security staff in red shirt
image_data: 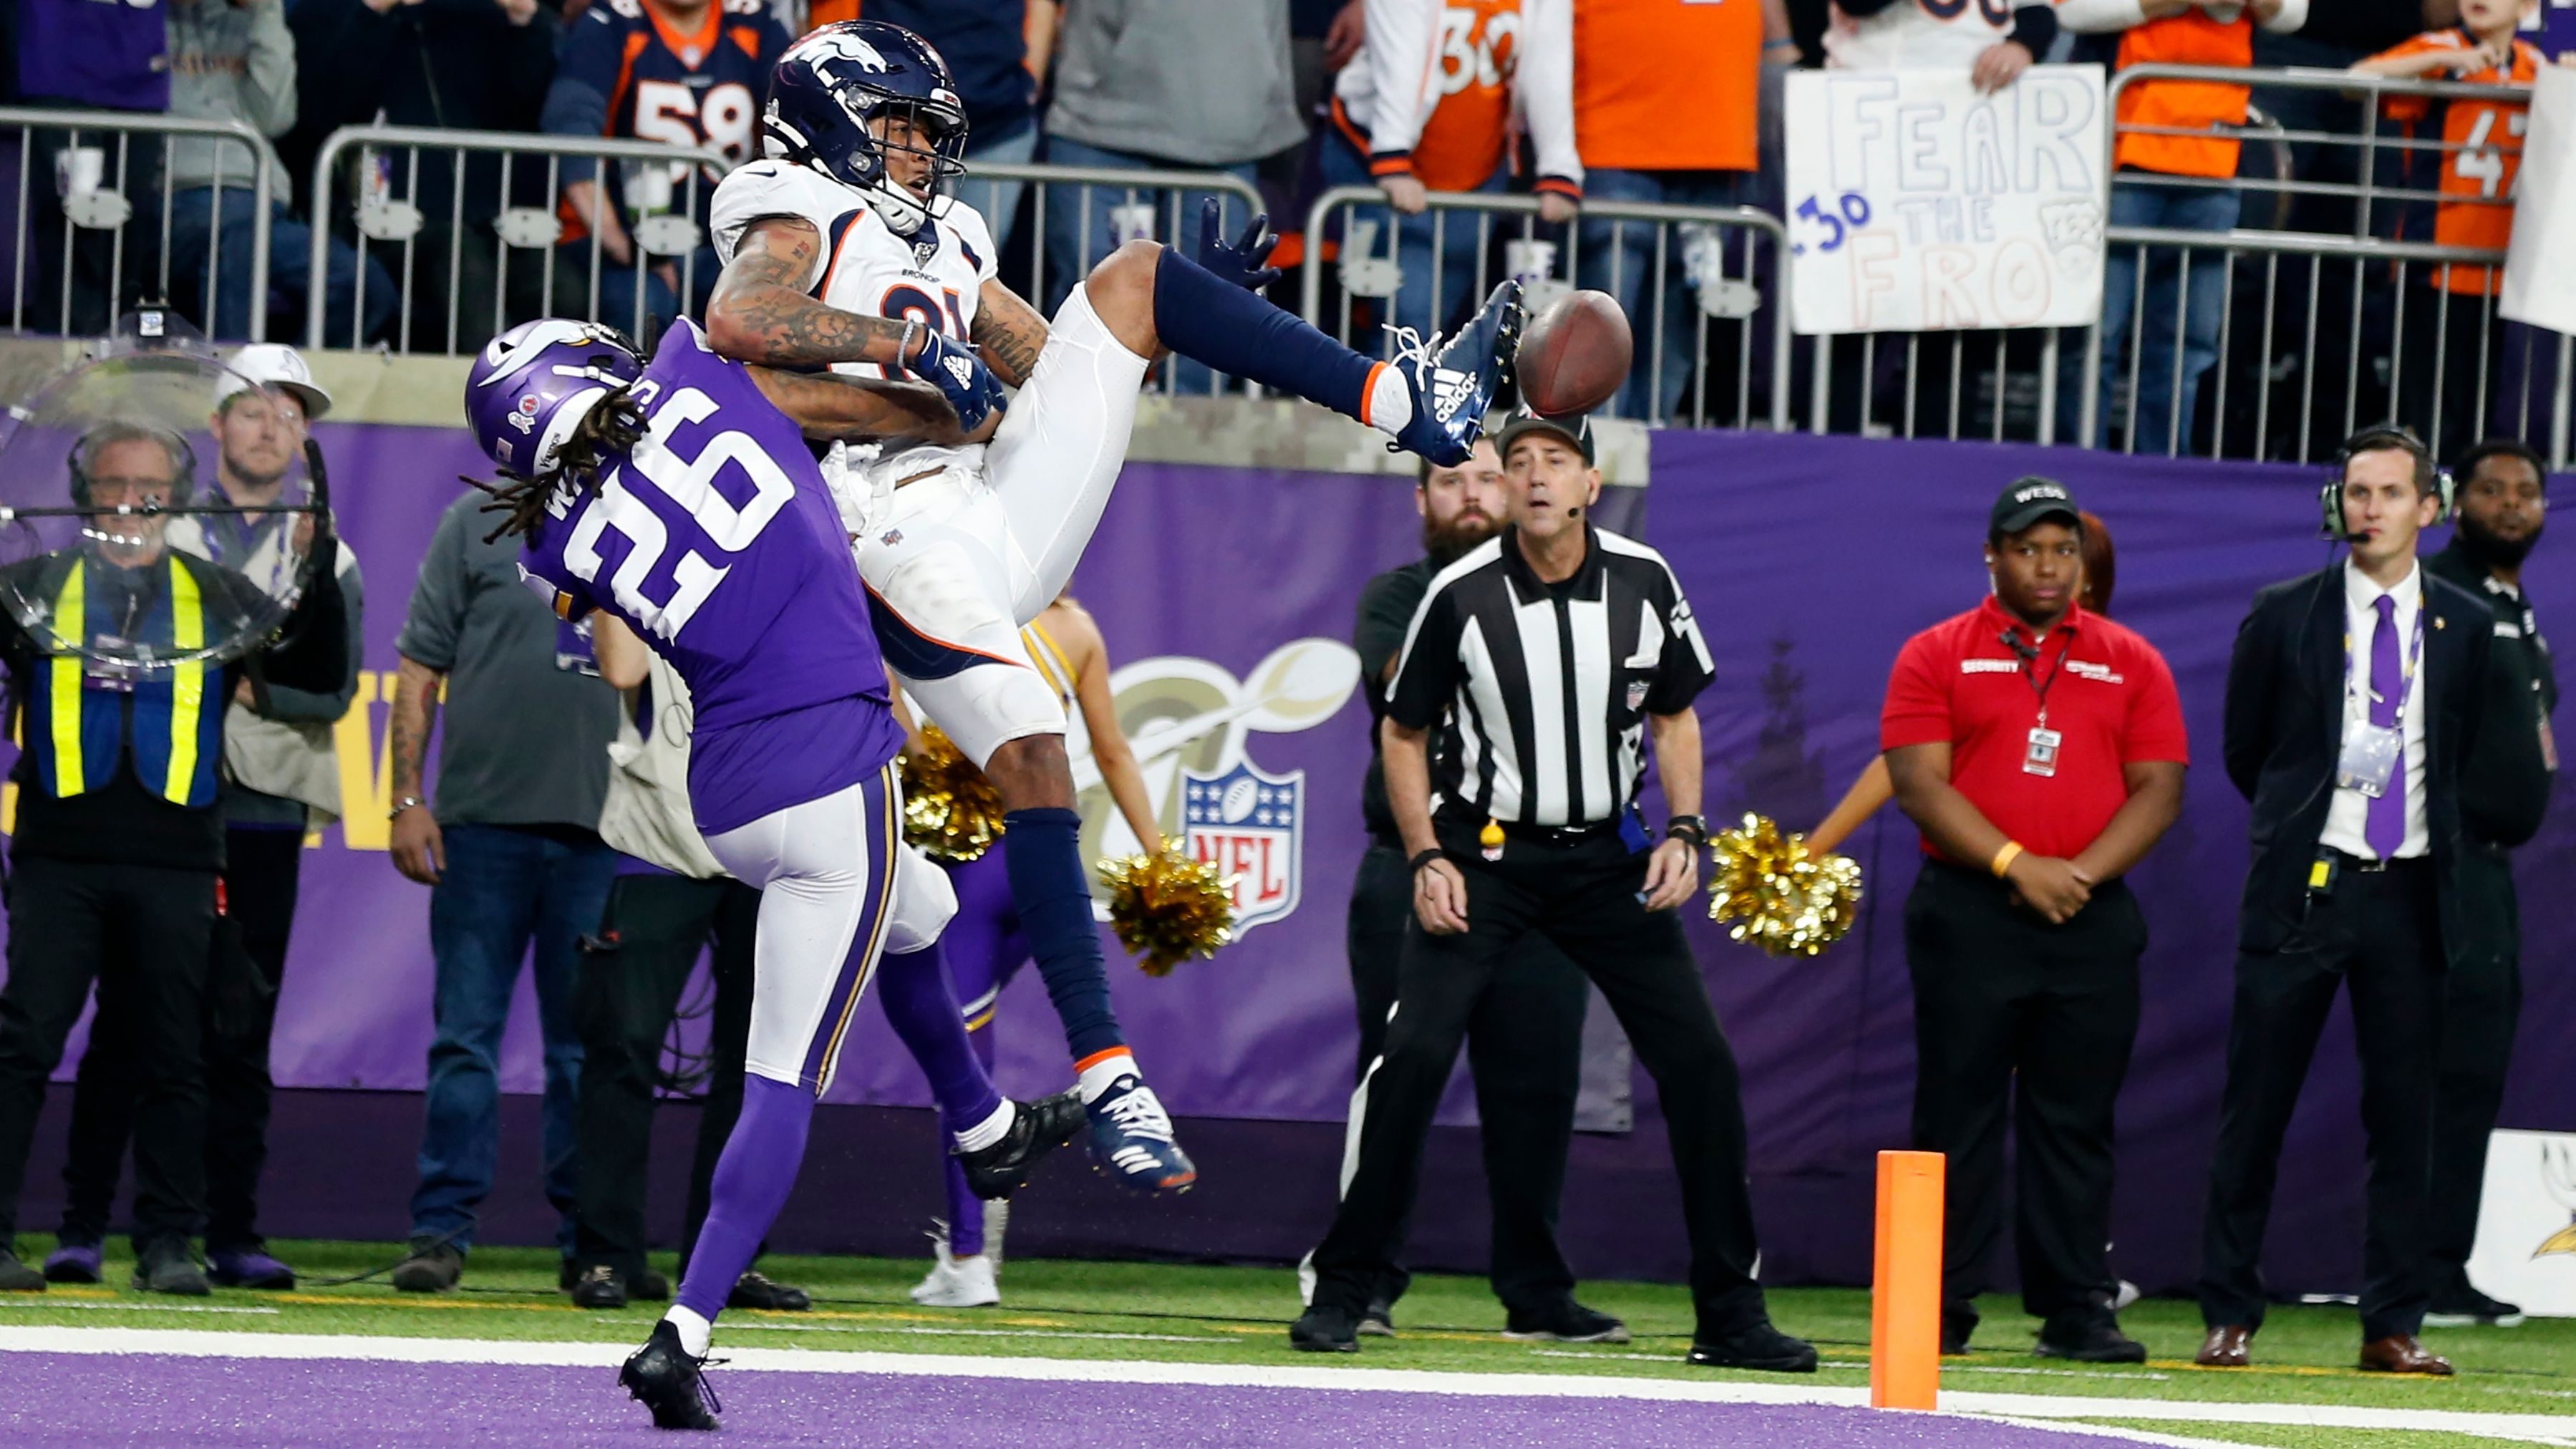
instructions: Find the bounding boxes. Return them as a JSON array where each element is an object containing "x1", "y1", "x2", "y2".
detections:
[{"x1": 1882, "y1": 478, "x2": 2188, "y2": 1363}]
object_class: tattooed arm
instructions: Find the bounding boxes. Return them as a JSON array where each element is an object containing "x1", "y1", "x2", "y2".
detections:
[
  {"x1": 388, "y1": 653, "x2": 446, "y2": 885},
  {"x1": 745, "y1": 367, "x2": 999, "y2": 445},
  {"x1": 705, "y1": 216, "x2": 924, "y2": 368},
  {"x1": 972, "y1": 279, "x2": 1053, "y2": 389}
]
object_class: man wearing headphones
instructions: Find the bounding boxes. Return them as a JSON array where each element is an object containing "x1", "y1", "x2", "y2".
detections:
[
  {"x1": 2195, "y1": 426, "x2": 2491, "y2": 1375},
  {"x1": 0, "y1": 420, "x2": 348, "y2": 1295}
]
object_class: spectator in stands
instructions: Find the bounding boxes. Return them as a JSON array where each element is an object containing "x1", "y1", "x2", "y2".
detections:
[
  {"x1": 1573, "y1": 0, "x2": 1786, "y2": 423},
  {"x1": 384, "y1": 490, "x2": 621, "y2": 1294},
  {"x1": 2057, "y1": 0, "x2": 2308, "y2": 457},
  {"x1": 811, "y1": 1, "x2": 1060, "y2": 247},
  {"x1": 165, "y1": 0, "x2": 396, "y2": 345},
  {"x1": 1325, "y1": 0, "x2": 1580, "y2": 344},
  {"x1": 543, "y1": 0, "x2": 791, "y2": 344},
  {"x1": 283, "y1": 0, "x2": 558, "y2": 353},
  {"x1": 45, "y1": 350, "x2": 363, "y2": 1294},
  {"x1": 0, "y1": 0, "x2": 171, "y2": 336},
  {"x1": 1036, "y1": 0, "x2": 1305, "y2": 391},
  {"x1": 2355, "y1": 0, "x2": 2545, "y2": 458}
]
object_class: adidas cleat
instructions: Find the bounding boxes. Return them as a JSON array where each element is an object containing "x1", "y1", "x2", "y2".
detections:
[
  {"x1": 1388, "y1": 279, "x2": 1523, "y2": 467},
  {"x1": 619, "y1": 1319, "x2": 722, "y2": 1430},
  {"x1": 1085, "y1": 1074, "x2": 1197, "y2": 1193},
  {"x1": 957, "y1": 1091, "x2": 1085, "y2": 1201}
]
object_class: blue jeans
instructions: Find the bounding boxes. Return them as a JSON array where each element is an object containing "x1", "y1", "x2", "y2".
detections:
[
  {"x1": 166, "y1": 187, "x2": 394, "y2": 345},
  {"x1": 1035, "y1": 133, "x2": 1263, "y2": 396},
  {"x1": 408, "y1": 824, "x2": 616, "y2": 1256},
  {"x1": 1577, "y1": 168, "x2": 1756, "y2": 425},
  {"x1": 2063, "y1": 180, "x2": 2240, "y2": 455},
  {"x1": 1317, "y1": 132, "x2": 1506, "y2": 346}
]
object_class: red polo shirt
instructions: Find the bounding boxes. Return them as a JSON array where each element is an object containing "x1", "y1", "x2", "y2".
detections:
[{"x1": 1880, "y1": 598, "x2": 2189, "y2": 865}]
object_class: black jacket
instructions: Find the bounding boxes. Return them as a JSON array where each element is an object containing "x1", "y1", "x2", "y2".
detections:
[{"x1": 2222, "y1": 561, "x2": 2491, "y2": 964}]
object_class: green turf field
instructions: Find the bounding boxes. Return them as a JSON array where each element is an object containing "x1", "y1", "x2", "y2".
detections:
[{"x1": 7, "y1": 1237, "x2": 2571, "y2": 1448}]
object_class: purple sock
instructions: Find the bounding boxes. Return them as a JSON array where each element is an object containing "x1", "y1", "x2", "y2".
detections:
[
  {"x1": 1150, "y1": 248, "x2": 1380, "y2": 423},
  {"x1": 944, "y1": 1022, "x2": 997, "y2": 1256},
  {"x1": 676, "y1": 1074, "x2": 812, "y2": 1324},
  {"x1": 878, "y1": 945, "x2": 1005, "y2": 1137}
]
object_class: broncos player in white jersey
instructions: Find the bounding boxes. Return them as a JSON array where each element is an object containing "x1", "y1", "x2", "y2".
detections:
[{"x1": 702, "y1": 19, "x2": 1521, "y2": 1194}]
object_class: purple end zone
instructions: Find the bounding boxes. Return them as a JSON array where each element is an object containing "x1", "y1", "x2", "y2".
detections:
[{"x1": 0, "y1": 1352, "x2": 2175, "y2": 1449}]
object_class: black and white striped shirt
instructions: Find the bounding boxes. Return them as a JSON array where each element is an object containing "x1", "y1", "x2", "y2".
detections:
[{"x1": 1386, "y1": 525, "x2": 1714, "y2": 828}]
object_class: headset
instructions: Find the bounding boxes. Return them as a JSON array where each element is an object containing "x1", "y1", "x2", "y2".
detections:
[
  {"x1": 67, "y1": 422, "x2": 196, "y2": 512},
  {"x1": 2320, "y1": 423, "x2": 2451, "y2": 542}
]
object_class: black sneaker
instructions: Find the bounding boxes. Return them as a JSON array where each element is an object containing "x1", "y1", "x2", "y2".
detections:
[
  {"x1": 619, "y1": 1319, "x2": 721, "y2": 1430},
  {"x1": 959, "y1": 1092, "x2": 1085, "y2": 1200},
  {"x1": 1688, "y1": 1320, "x2": 1821, "y2": 1373},
  {"x1": 1289, "y1": 1304, "x2": 1360, "y2": 1353},
  {"x1": 729, "y1": 1271, "x2": 810, "y2": 1312},
  {"x1": 2035, "y1": 1317, "x2": 2148, "y2": 1364},
  {"x1": 0, "y1": 1247, "x2": 45, "y2": 1292},
  {"x1": 1940, "y1": 1310, "x2": 1976, "y2": 1357},
  {"x1": 131, "y1": 1238, "x2": 210, "y2": 1297},
  {"x1": 1502, "y1": 1299, "x2": 1632, "y2": 1344},
  {"x1": 636, "y1": 1267, "x2": 672, "y2": 1302},
  {"x1": 2426, "y1": 1284, "x2": 2525, "y2": 1327},
  {"x1": 1358, "y1": 1297, "x2": 1395, "y2": 1337},
  {"x1": 391, "y1": 1243, "x2": 463, "y2": 1293},
  {"x1": 572, "y1": 1265, "x2": 629, "y2": 1310}
]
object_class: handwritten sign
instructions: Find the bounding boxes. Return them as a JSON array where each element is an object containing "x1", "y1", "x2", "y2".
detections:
[
  {"x1": 2502, "y1": 65, "x2": 2576, "y2": 334},
  {"x1": 1786, "y1": 66, "x2": 2110, "y2": 336}
]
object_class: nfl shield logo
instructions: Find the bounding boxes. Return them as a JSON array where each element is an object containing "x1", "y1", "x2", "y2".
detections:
[
  {"x1": 1627, "y1": 679, "x2": 1650, "y2": 711},
  {"x1": 1182, "y1": 759, "x2": 1305, "y2": 936}
]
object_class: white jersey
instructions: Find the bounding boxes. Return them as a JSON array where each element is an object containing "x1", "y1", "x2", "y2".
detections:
[{"x1": 1824, "y1": 0, "x2": 2020, "y2": 72}]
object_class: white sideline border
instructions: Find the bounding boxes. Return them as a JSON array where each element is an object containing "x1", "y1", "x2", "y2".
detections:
[{"x1": 4, "y1": 1327, "x2": 2574, "y2": 1445}]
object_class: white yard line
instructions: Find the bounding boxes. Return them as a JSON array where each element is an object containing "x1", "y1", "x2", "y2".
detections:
[{"x1": 5, "y1": 1327, "x2": 2574, "y2": 1444}]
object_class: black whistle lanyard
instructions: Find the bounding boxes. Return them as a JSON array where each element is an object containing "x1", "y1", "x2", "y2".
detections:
[{"x1": 2004, "y1": 626, "x2": 2076, "y2": 730}]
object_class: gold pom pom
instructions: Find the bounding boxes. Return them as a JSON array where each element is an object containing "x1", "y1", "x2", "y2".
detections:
[
  {"x1": 1098, "y1": 848, "x2": 1238, "y2": 976},
  {"x1": 1705, "y1": 813, "x2": 1864, "y2": 958},
  {"x1": 900, "y1": 725, "x2": 1007, "y2": 863}
]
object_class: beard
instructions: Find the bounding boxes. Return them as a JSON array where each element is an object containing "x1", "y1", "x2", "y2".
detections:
[
  {"x1": 2457, "y1": 510, "x2": 2542, "y2": 570},
  {"x1": 1423, "y1": 510, "x2": 1499, "y2": 566}
]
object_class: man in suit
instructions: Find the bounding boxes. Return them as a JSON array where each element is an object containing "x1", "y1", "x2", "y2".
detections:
[{"x1": 2196, "y1": 425, "x2": 2491, "y2": 1377}]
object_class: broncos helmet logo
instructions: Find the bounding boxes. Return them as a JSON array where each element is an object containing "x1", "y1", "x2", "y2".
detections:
[{"x1": 791, "y1": 29, "x2": 891, "y2": 74}]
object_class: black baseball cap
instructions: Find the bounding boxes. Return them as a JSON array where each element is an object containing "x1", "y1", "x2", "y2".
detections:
[
  {"x1": 1990, "y1": 476, "x2": 2081, "y2": 536},
  {"x1": 1495, "y1": 409, "x2": 1596, "y2": 467}
]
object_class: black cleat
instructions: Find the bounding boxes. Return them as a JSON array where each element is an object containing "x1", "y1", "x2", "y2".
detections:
[
  {"x1": 1688, "y1": 1319, "x2": 1820, "y2": 1373},
  {"x1": 728, "y1": 1271, "x2": 810, "y2": 1312},
  {"x1": 2035, "y1": 1316, "x2": 2147, "y2": 1364},
  {"x1": 957, "y1": 1091, "x2": 1085, "y2": 1201},
  {"x1": 572, "y1": 1265, "x2": 629, "y2": 1311},
  {"x1": 620, "y1": 1319, "x2": 721, "y2": 1430},
  {"x1": 1290, "y1": 1304, "x2": 1360, "y2": 1353},
  {"x1": 1502, "y1": 1298, "x2": 1632, "y2": 1344}
]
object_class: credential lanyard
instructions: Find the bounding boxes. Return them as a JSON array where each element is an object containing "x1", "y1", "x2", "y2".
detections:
[
  {"x1": 2013, "y1": 626, "x2": 2077, "y2": 729},
  {"x1": 2342, "y1": 598, "x2": 2427, "y2": 725}
]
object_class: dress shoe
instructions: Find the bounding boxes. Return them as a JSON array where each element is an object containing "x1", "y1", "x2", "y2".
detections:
[
  {"x1": 2194, "y1": 1324, "x2": 2252, "y2": 1367},
  {"x1": 2359, "y1": 1335, "x2": 2453, "y2": 1375}
]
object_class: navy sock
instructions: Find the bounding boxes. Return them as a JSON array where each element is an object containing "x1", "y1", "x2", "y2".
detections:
[
  {"x1": 1151, "y1": 248, "x2": 1381, "y2": 424},
  {"x1": 876, "y1": 945, "x2": 1004, "y2": 1136},
  {"x1": 1001, "y1": 808, "x2": 1125, "y2": 1062}
]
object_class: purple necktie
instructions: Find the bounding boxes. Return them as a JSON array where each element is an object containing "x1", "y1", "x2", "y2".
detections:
[{"x1": 2366, "y1": 593, "x2": 2406, "y2": 858}]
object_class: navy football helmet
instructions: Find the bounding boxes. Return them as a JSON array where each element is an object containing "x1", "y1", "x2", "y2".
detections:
[{"x1": 765, "y1": 21, "x2": 967, "y2": 235}]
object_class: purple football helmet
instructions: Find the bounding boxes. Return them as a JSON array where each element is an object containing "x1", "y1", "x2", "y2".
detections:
[
  {"x1": 463, "y1": 319, "x2": 647, "y2": 478},
  {"x1": 765, "y1": 20, "x2": 967, "y2": 235}
]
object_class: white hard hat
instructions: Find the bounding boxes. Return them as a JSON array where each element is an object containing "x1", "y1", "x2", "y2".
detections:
[{"x1": 213, "y1": 343, "x2": 333, "y2": 422}]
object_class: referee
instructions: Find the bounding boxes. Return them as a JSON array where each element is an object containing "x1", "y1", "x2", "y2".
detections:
[
  {"x1": 1882, "y1": 478, "x2": 2186, "y2": 1363},
  {"x1": 1293, "y1": 410, "x2": 1816, "y2": 1373}
]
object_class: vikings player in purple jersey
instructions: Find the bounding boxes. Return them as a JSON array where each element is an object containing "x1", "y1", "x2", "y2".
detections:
[
  {"x1": 463, "y1": 316, "x2": 1072, "y2": 1430},
  {"x1": 703, "y1": 19, "x2": 1521, "y2": 1197}
]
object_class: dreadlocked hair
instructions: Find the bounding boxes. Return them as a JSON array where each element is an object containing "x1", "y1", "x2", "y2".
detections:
[{"x1": 470, "y1": 387, "x2": 651, "y2": 544}]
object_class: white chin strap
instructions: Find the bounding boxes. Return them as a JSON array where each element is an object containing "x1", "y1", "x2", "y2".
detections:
[{"x1": 868, "y1": 178, "x2": 929, "y2": 235}]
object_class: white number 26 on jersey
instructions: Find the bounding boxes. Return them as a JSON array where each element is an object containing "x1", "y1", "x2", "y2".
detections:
[{"x1": 564, "y1": 386, "x2": 793, "y2": 640}]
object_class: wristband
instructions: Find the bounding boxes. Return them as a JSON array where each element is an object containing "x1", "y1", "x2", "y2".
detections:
[
  {"x1": 1665, "y1": 815, "x2": 1708, "y2": 847},
  {"x1": 1408, "y1": 848, "x2": 1446, "y2": 876},
  {"x1": 1990, "y1": 840, "x2": 2024, "y2": 878}
]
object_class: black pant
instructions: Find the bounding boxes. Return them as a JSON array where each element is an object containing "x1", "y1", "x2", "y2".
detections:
[
  {"x1": 0, "y1": 856, "x2": 217, "y2": 1249},
  {"x1": 2428, "y1": 847, "x2": 2520, "y2": 1293},
  {"x1": 1342, "y1": 841, "x2": 1588, "y2": 1311},
  {"x1": 1904, "y1": 863, "x2": 2145, "y2": 1336},
  {"x1": 2199, "y1": 857, "x2": 2445, "y2": 1342},
  {"x1": 58, "y1": 828, "x2": 302, "y2": 1252},
  {"x1": 1312, "y1": 822, "x2": 1769, "y2": 1337},
  {"x1": 572, "y1": 873, "x2": 760, "y2": 1281}
]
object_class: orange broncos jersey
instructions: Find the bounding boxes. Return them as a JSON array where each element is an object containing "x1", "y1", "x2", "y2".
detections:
[
  {"x1": 1334, "y1": 0, "x2": 1581, "y2": 195},
  {"x1": 2370, "y1": 29, "x2": 2544, "y2": 296},
  {"x1": 2113, "y1": 10, "x2": 2255, "y2": 179},
  {"x1": 1575, "y1": 0, "x2": 1761, "y2": 173}
]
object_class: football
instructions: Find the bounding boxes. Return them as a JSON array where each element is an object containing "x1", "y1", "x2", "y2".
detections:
[{"x1": 1514, "y1": 289, "x2": 1633, "y2": 417}]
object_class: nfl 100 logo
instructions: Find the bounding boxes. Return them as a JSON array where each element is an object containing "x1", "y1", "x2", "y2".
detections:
[{"x1": 1182, "y1": 760, "x2": 1305, "y2": 932}]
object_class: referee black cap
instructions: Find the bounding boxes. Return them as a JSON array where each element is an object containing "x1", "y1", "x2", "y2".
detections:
[
  {"x1": 1990, "y1": 476, "x2": 2081, "y2": 537},
  {"x1": 1496, "y1": 408, "x2": 1595, "y2": 467}
]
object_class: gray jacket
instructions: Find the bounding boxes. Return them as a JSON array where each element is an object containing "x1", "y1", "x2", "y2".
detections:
[
  {"x1": 166, "y1": 0, "x2": 295, "y2": 208},
  {"x1": 1044, "y1": 0, "x2": 1305, "y2": 167}
]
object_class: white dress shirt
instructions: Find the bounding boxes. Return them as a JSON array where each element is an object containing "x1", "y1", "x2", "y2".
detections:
[{"x1": 2320, "y1": 560, "x2": 2430, "y2": 861}]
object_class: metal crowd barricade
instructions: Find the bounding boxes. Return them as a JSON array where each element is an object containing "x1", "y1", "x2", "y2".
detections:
[
  {"x1": 306, "y1": 125, "x2": 732, "y2": 356},
  {"x1": 1299, "y1": 185, "x2": 1792, "y2": 432},
  {"x1": 0, "y1": 107, "x2": 273, "y2": 341}
]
